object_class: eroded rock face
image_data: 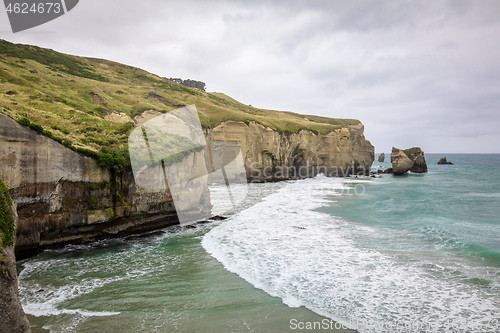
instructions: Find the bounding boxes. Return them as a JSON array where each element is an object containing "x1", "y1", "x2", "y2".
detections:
[
  {"x1": 0, "y1": 195, "x2": 31, "y2": 332},
  {"x1": 0, "y1": 113, "x2": 374, "y2": 256},
  {"x1": 390, "y1": 147, "x2": 428, "y2": 175},
  {"x1": 206, "y1": 121, "x2": 374, "y2": 182},
  {"x1": 391, "y1": 148, "x2": 414, "y2": 175},
  {"x1": 0, "y1": 114, "x2": 209, "y2": 259},
  {"x1": 378, "y1": 153, "x2": 385, "y2": 162},
  {"x1": 406, "y1": 148, "x2": 428, "y2": 173}
]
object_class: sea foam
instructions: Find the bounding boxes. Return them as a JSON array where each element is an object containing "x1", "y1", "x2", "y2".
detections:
[{"x1": 202, "y1": 176, "x2": 500, "y2": 333}]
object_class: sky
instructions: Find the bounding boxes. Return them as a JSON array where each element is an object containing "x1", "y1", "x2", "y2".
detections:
[{"x1": 1, "y1": 0, "x2": 499, "y2": 153}]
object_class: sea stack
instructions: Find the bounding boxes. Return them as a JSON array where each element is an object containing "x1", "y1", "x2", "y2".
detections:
[
  {"x1": 0, "y1": 179, "x2": 31, "y2": 333},
  {"x1": 378, "y1": 153, "x2": 385, "y2": 162},
  {"x1": 390, "y1": 148, "x2": 414, "y2": 175},
  {"x1": 438, "y1": 157, "x2": 453, "y2": 165},
  {"x1": 405, "y1": 147, "x2": 428, "y2": 173},
  {"x1": 390, "y1": 147, "x2": 428, "y2": 175}
]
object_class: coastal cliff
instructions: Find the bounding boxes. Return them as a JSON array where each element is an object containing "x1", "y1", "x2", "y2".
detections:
[
  {"x1": 0, "y1": 178, "x2": 31, "y2": 332},
  {"x1": 0, "y1": 113, "x2": 210, "y2": 259},
  {"x1": 1, "y1": 112, "x2": 373, "y2": 257},
  {"x1": 0, "y1": 39, "x2": 374, "y2": 257},
  {"x1": 207, "y1": 121, "x2": 374, "y2": 181}
]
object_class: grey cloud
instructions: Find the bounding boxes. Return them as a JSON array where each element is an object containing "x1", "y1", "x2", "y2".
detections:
[{"x1": 2, "y1": 0, "x2": 500, "y2": 153}]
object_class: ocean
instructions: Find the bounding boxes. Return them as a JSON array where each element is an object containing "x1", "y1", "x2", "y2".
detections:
[{"x1": 18, "y1": 154, "x2": 500, "y2": 332}]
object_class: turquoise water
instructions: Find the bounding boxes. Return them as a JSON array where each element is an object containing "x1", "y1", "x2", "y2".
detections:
[
  {"x1": 19, "y1": 182, "x2": 355, "y2": 333},
  {"x1": 203, "y1": 154, "x2": 500, "y2": 332},
  {"x1": 347, "y1": 154, "x2": 500, "y2": 262},
  {"x1": 18, "y1": 154, "x2": 500, "y2": 332}
]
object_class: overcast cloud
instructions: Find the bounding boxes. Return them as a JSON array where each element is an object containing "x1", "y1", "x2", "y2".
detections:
[{"x1": 1, "y1": 0, "x2": 499, "y2": 153}]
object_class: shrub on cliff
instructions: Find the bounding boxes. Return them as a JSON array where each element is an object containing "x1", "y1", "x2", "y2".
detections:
[
  {"x1": 97, "y1": 153, "x2": 115, "y2": 169},
  {"x1": 402, "y1": 147, "x2": 422, "y2": 157},
  {"x1": 62, "y1": 139, "x2": 72, "y2": 148},
  {"x1": 97, "y1": 153, "x2": 127, "y2": 171},
  {"x1": 29, "y1": 123, "x2": 44, "y2": 134},
  {"x1": 113, "y1": 156, "x2": 127, "y2": 171},
  {"x1": 73, "y1": 147, "x2": 99, "y2": 159},
  {"x1": 17, "y1": 117, "x2": 30, "y2": 126},
  {"x1": 0, "y1": 178, "x2": 15, "y2": 249}
]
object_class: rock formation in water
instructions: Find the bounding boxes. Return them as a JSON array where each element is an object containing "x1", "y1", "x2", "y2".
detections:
[
  {"x1": 405, "y1": 148, "x2": 428, "y2": 173},
  {"x1": 390, "y1": 148, "x2": 414, "y2": 175},
  {"x1": 390, "y1": 147, "x2": 428, "y2": 175},
  {"x1": 378, "y1": 153, "x2": 385, "y2": 162},
  {"x1": 438, "y1": 157, "x2": 453, "y2": 165},
  {"x1": 0, "y1": 178, "x2": 31, "y2": 333}
]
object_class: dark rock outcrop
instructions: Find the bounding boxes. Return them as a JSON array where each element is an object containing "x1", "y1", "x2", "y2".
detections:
[
  {"x1": 378, "y1": 153, "x2": 385, "y2": 162},
  {"x1": 405, "y1": 148, "x2": 428, "y2": 173},
  {"x1": 0, "y1": 179, "x2": 31, "y2": 333},
  {"x1": 438, "y1": 157, "x2": 453, "y2": 165}
]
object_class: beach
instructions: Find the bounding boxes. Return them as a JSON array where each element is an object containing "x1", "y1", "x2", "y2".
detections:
[{"x1": 18, "y1": 154, "x2": 500, "y2": 332}]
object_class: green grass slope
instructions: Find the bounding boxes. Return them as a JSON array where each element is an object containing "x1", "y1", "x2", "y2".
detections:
[{"x1": 0, "y1": 39, "x2": 360, "y2": 164}]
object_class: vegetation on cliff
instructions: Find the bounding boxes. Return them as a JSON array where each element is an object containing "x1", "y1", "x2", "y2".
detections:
[
  {"x1": 0, "y1": 39, "x2": 360, "y2": 167},
  {"x1": 402, "y1": 147, "x2": 422, "y2": 157},
  {"x1": 0, "y1": 178, "x2": 14, "y2": 249}
]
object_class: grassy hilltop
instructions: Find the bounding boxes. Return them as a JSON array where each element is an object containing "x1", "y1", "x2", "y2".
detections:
[{"x1": 0, "y1": 39, "x2": 359, "y2": 164}]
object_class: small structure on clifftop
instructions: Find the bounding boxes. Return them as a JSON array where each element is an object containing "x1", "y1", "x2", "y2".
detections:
[
  {"x1": 167, "y1": 78, "x2": 206, "y2": 91},
  {"x1": 378, "y1": 153, "x2": 385, "y2": 162},
  {"x1": 438, "y1": 157, "x2": 453, "y2": 165},
  {"x1": 389, "y1": 147, "x2": 428, "y2": 175}
]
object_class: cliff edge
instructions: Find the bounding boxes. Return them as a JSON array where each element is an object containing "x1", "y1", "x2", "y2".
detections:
[
  {"x1": 1, "y1": 112, "x2": 373, "y2": 257},
  {"x1": 207, "y1": 121, "x2": 374, "y2": 181},
  {"x1": 0, "y1": 178, "x2": 31, "y2": 332},
  {"x1": 0, "y1": 40, "x2": 374, "y2": 257},
  {"x1": 0, "y1": 113, "x2": 210, "y2": 259}
]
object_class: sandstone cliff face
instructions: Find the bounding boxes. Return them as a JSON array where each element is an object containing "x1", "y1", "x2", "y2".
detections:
[
  {"x1": 0, "y1": 114, "x2": 210, "y2": 259},
  {"x1": 0, "y1": 184, "x2": 31, "y2": 333},
  {"x1": 0, "y1": 113, "x2": 374, "y2": 257},
  {"x1": 206, "y1": 121, "x2": 374, "y2": 182}
]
